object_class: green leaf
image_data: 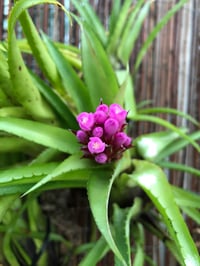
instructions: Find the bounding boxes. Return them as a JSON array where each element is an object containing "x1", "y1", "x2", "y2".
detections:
[
  {"x1": 71, "y1": 0, "x2": 106, "y2": 46},
  {"x1": 17, "y1": 38, "x2": 82, "y2": 69},
  {"x1": 115, "y1": 70, "x2": 137, "y2": 117},
  {"x1": 0, "y1": 195, "x2": 18, "y2": 222},
  {"x1": 23, "y1": 153, "x2": 111, "y2": 195},
  {"x1": 8, "y1": 0, "x2": 68, "y2": 41},
  {"x1": 181, "y1": 207, "x2": 200, "y2": 225},
  {"x1": 81, "y1": 26, "x2": 119, "y2": 109},
  {"x1": 109, "y1": 0, "x2": 121, "y2": 37},
  {"x1": 0, "y1": 107, "x2": 27, "y2": 118},
  {"x1": 139, "y1": 107, "x2": 199, "y2": 127},
  {"x1": 129, "y1": 159, "x2": 200, "y2": 266},
  {"x1": 132, "y1": 223, "x2": 145, "y2": 266},
  {"x1": 9, "y1": 0, "x2": 69, "y2": 86},
  {"x1": 118, "y1": 0, "x2": 150, "y2": 64},
  {"x1": 0, "y1": 117, "x2": 80, "y2": 153},
  {"x1": 0, "y1": 47, "x2": 17, "y2": 105},
  {"x1": 131, "y1": 114, "x2": 200, "y2": 153},
  {"x1": 154, "y1": 131, "x2": 200, "y2": 162},
  {"x1": 107, "y1": 0, "x2": 132, "y2": 54},
  {"x1": 134, "y1": 129, "x2": 186, "y2": 162},
  {"x1": 7, "y1": 0, "x2": 60, "y2": 123},
  {"x1": 0, "y1": 136, "x2": 41, "y2": 153},
  {"x1": 172, "y1": 186, "x2": 200, "y2": 209},
  {"x1": 136, "y1": 100, "x2": 154, "y2": 109},
  {"x1": 0, "y1": 89, "x2": 12, "y2": 107},
  {"x1": 88, "y1": 170, "x2": 127, "y2": 265},
  {"x1": 30, "y1": 72, "x2": 78, "y2": 129},
  {"x1": 30, "y1": 148, "x2": 60, "y2": 165},
  {"x1": 16, "y1": 39, "x2": 32, "y2": 54},
  {"x1": 87, "y1": 154, "x2": 132, "y2": 266},
  {"x1": 140, "y1": 213, "x2": 183, "y2": 265},
  {"x1": 3, "y1": 232, "x2": 20, "y2": 266},
  {"x1": 79, "y1": 237, "x2": 109, "y2": 266},
  {"x1": 0, "y1": 157, "x2": 110, "y2": 195},
  {"x1": 18, "y1": 9, "x2": 60, "y2": 86},
  {"x1": 0, "y1": 168, "x2": 92, "y2": 196},
  {"x1": 113, "y1": 198, "x2": 142, "y2": 266},
  {"x1": 113, "y1": 205, "x2": 131, "y2": 266},
  {"x1": 0, "y1": 162, "x2": 58, "y2": 184},
  {"x1": 134, "y1": 0, "x2": 188, "y2": 71},
  {"x1": 53, "y1": 42, "x2": 81, "y2": 69},
  {"x1": 41, "y1": 32, "x2": 93, "y2": 113},
  {"x1": 159, "y1": 161, "x2": 200, "y2": 178},
  {"x1": 12, "y1": 239, "x2": 32, "y2": 265}
]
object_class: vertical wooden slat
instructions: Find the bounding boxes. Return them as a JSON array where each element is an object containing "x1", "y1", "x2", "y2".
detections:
[
  {"x1": 174, "y1": 1, "x2": 193, "y2": 186},
  {"x1": 0, "y1": 0, "x2": 4, "y2": 39},
  {"x1": 43, "y1": 4, "x2": 49, "y2": 35},
  {"x1": 0, "y1": 0, "x2": 13, "y2": 40},
  {"x1": 177, "y1": 1, "x2": 193, "y2": 124},
  {"x1": 59, "y1": 0, "x2": 65, "y2": 42}
]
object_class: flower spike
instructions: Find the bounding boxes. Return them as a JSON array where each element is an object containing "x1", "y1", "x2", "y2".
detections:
[{"x1": 76, "y1": 102, "x2": 132, "y2": 164}]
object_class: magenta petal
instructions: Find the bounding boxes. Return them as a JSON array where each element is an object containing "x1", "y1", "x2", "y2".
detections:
[
  {"x1": 104, "y1": 118, "x2": 119, "y2": 135},
  {"x1": 95, "y1": 153, "x2": 108, "y2": 164},
  {"x1": 92, "y1": 126, "x2": 103, "y2": 137},
  {"x1": 88, "y1": 137, "x2": 106, "y2": 154},
  {"x1": 109, "y1": 103, "x2": 127, "y2": 124},
  {"x1": 114, "y1": 132, "x2": 127, "y2": 147},
  {"x1": 76, "y1": 130, "x2": 88, "y2": 144},
  {"x1": 77, "y1": 112, "x2": 94, "y2": 131},
  {"x1": 96, "y1": 104, "x2": 109, "y2": 113},
  {"x1": 94, "y1": 110, "x2": 107, "y2": 124},
  {"x1": 124, "y1": 136, "x2": 132, "y2": 147}
]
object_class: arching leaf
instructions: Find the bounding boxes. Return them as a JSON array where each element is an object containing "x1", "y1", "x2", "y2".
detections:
[
  {"x1": 129, "y1": 159, "x2": 200, "y2": 266},
  {"x1": 87, "y1": 154, "x2": 132, "y2": 266},
  {"x1": 0, "y1": 117, "x2": 80, "y2": 153},
  {"x1": 81, "y1": 26, "x2": 119, "y2": 109}
]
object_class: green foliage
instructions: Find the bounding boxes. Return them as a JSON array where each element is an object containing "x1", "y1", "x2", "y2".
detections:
[
  {"x1": 0, "y1": 117, "x2": 80, "y2": 153},
  {"x1": 0, "y1": 0, "x2": 199, "y2": 265},
  {"x1": 129, "y1": 160, "x2": 200, "y2": 265},
  {"x1": 81, "y1": 26, "x2": 119, "y2": 109},
  {"x1": 8, "y1": 1, "x2": 58, "y2": 123},
  {"x1": 41, "y1": 32, "x2": 93, "y2": 113},
  {"x1": 134, "y1": 0, "x2": 188, "y2": 71}
]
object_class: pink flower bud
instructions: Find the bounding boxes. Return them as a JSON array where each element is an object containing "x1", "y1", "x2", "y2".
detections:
[
  {"x1": 96, "y1": 104, "x2": 109, "y2": 113},
  {"x1": 76, "y1": 130, "x2": 88, "y2": 144},
  {"x1": 104, "y1": 118, "x2": 119, "y2": 135},
  {"x1": 109, "y1": 103, "x2": 127, "y2": 124},
  {"x1": 95, "y1": 153, "x2": 108, "y2": 164},
  {"x1": 88, "y1": 137, "x2": 106, "y2": 154},
  {"x1": 92, "y1": 127, "x2": 103, "y2": 137},
  {"x1": 124, "y1": 136, "x2": 132, "y2": 147},
  {"x1": 94, "y1": 110, "x2": 107, "y2": 124},
  {"x1": 114, "y1": 132, "x2": 127, "y2": 148},
  {"x1": 77, "y1": 112, "x2": 94, "y2": 131}
]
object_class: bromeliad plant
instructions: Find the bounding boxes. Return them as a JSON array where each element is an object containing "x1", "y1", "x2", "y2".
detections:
[{"x1": 0, "y1": 0, "x2": 200, "y2": 265}]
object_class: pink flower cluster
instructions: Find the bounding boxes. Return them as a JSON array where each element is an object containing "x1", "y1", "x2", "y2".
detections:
[{"x1": 76, "y1": 103, "x2": 132, "y2": 164}]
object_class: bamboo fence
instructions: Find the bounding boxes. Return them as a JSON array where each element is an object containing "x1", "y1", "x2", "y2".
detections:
[{"x1": 0, "y1": 0, "x2": 200, "y2": 265}]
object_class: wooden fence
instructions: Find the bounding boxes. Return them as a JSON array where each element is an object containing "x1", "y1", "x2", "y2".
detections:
[{"x1": 0, "y1": 0, "x2": 200, "y2": 265}]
